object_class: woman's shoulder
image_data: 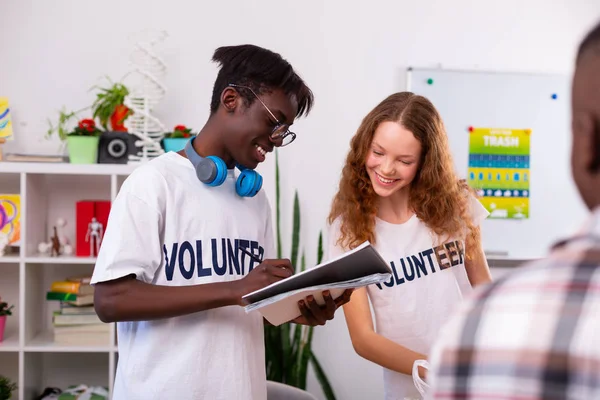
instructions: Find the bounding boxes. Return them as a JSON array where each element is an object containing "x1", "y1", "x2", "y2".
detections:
[
  {"x1": 457, "y1": 179, "x2": 490, "y2": 225},
  {"x1": 326, "y1": 215, "x2": 344, "y2": 242},
  {"x1": 328, "y1": 214, "x2": 343, "y2": 227},
  {"x1": 325, "y1": 216, "x2": 348, "y2": 259}
]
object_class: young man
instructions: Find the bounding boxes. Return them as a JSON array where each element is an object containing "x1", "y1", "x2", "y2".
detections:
[
  {"x1": 425, "y1": 21, "x2": 600, "y2": 399},
  {"x1": 91, "y1": 44, "x2": 352, "y2": 400}
]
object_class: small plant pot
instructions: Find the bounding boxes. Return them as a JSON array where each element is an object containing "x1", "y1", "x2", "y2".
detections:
[
  {"x1": 0, "y1": 315, "x2": 6, "y2": 342},
  {"x1": 67, "y1": 135, "x2": 100, "y2": 164},
  {"x1": 163, "y1": 137, "x2": 190, "y2": 153}
]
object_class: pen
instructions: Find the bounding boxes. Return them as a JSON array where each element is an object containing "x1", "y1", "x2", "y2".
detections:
[{"x1": 238, "y1": 245, "x2": 263, "y2": 264}]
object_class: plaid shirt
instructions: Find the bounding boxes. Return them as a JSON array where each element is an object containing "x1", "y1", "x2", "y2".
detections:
[{"x1": 426, "y1": 208, "x2": 600, "y2": 400}]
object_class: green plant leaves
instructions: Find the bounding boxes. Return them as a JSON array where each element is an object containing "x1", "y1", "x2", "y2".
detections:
[
  {"x1": 264, "y1": 152, "x2": 336, "y2": 400},
  {"x1": 0, "y1": 302, "x2": 14, "y2": 317},
  {"x1": 291, "y1": 191, "x2": 300, "y2": 268},
  {"x1": 91, "y1": 82, "x2": 129, "y2": 130},
  {"x1": 310, "y1": 352, "x2": 336, "y2": 400},
  {"x1": 0, "y1": 374, "x2": 18, "y2": 400}
]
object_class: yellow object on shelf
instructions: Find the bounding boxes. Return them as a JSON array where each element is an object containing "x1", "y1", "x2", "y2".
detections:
[{"x1": 0, "y1": 97, "x2": 13, "y2": 140}]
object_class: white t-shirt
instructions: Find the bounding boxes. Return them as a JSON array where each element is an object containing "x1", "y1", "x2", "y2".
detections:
[
  {"x1": 91, "y1": 151, "x2": 274, "y2": 400},
  {"x1": 327, "y1": 195, "x2": 489, "y2": 400}
]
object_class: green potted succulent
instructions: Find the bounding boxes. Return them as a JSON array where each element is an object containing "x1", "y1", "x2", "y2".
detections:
[
  {"x1": 65, "y1": 119, "x2": 102, "y2": 164},
  {"x1": 0, "y1": 298, "x2": 14, "y2": 343},
  {"x1": 0, "y1": 375, "x2": 17, "y2": 400},
  {"x1": 162, "y1": 125, "x2": 194, "y2": 152}
]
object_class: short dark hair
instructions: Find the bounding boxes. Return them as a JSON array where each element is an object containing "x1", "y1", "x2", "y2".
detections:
[
  {"x1": 209, "y1": 44, "x2": 314, "y2": 118},
  {"x1": 577, "y1": 20, "x2": 600, "y2": 62}
]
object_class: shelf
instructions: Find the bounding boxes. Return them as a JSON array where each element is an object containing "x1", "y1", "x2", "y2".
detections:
[
  {"x1": 1, "y1": 160, "x2": 136, "y2": 399},
  {"x1": 25, "y1": 331, "x2": 113, "y2": 353},
  {"x1": 0, "y1": 353, "x2": 18, "y2": 397},
  {"x1": 0, "y1": 161, "x2": 140, "y2": 175},
  {"x1": 24, "y1": 255, "x2": 97, "y2": 264},
  {"x1": 24, "y1": 352, "x2": 111, "y2": 399},
  {"x1": 0, "y1": 333, "x2": 20, "y2": 351}
]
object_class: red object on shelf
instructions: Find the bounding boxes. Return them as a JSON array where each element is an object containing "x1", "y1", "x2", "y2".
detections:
[{"x1": 76, "y1": 200, "x2": 111, "y2": 257}]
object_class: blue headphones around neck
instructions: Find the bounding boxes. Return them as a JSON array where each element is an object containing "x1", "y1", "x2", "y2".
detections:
[{"x1": 184, "y1": 137, "x2": 263, "y2": 197}]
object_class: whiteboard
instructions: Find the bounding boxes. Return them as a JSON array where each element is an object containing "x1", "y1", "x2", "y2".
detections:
[{"x1": 407, "y1": 67, "x2": 588, "y2": 260}]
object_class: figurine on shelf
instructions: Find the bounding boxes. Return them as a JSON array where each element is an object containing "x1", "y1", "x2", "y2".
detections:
[
  {"x1": 85, "y1": 217, "x2": 103, "y2": 257},
  {"x1": 54, "y1": 217, "x2": 73, "y2": 255},
  {"x1": 63, "y1": 243, "x2": 73, "y2": 255},
  {"x1": 55, "y1": 217, "x2": 69, "y2": 247},
  {"x1": 37, "y1": 241, "x2": 51, "y2": 255},
  {"x1": 50, "y1": 226, "x2": 61, "y2": 257},
  {"x1": 37, "y1": 217, "x2": 74, "y2": 257}
]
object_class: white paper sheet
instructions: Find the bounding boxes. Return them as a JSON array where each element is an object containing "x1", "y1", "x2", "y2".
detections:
[
  {"x1": 241, "y1": 241, "x2": 393, "y2": 326},
  {"x1": 244, "y1": 273, "x2": 391, "y2": 326}
]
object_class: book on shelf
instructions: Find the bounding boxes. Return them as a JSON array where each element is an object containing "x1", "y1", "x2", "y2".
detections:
[
  {"x1": 50, "y1": 280, "x2": 94, "y2": 295},
  {"x1": 52, "y1": 323, "x2": 111, "y2": 346},
  {"x1": 46, "y1": 275, "x2": 94, "y2": 306},
  {"x1": 3, "y1": 153, "x2": 65, "y2": 163},
  {"x1": 242, "y1": 241, "x2": 392, "y2": 326},
  {"x1": 48, "y1": 288, "x2": 109, "y2": 345},
  {"x1": 59, "y1": 304, "x2": 95, "y2": 315},
  {"x1": 52, "y1": 310, "x2": 102, "y2": 325},
  {"x1": 46, "y1": 291, "x2": 94, "y2": 306}
]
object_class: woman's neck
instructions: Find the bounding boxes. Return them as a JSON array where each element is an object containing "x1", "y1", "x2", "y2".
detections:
[{"x1": 376, "y1": 186, "x2": 414, "y2": 224}]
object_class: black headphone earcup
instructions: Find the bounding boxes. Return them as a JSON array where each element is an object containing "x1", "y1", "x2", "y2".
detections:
[{"x1": 196, "y1": 156, "x2": 227, "y2": 186}]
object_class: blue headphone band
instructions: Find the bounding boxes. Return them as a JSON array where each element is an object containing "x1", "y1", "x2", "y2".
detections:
[{"x1": 183, "y1": 137, "x2": 263, "y2": 197}]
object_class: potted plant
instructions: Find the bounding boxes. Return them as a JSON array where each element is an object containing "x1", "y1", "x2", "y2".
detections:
[
  {"x1": 90, "y1": 78, "x2": 132, "y2": 132},
  {"x1": 263, "y1": 151, "x2": 336, "y2": 399},
  {"x1": 162, "y1": 125, "x2": 194, "y2": 152},
  {"x1": 65, "y1": 119, "x2": 102, "y2": 164},
  {"x1": 0, "y1": 375, "x2": 17, "y2": 400},
  {"x1": 46, "y1": 107, "x2": 86, "y2": 142},
  {"x1": 0, "y1": 297, "x2": 14, "y2": 343}
]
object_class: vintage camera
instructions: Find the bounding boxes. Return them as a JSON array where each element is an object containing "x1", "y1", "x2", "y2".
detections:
[{"x1": 97, "y1": 131, "x2": 141, "y2": 164}]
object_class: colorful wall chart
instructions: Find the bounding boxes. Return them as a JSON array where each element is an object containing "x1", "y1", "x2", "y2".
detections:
[
  {"x1": 467, "y1": 127, "x2": 530, "y2": 219},
  {"x1": 0, "y1": 97, "x2": 13, "y2": 140}
]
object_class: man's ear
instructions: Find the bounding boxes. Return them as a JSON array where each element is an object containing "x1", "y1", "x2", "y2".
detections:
[
  {"x1": 590, "y1": 117, "x2": 600, "y2": 173},
  {"x1": 573, "y1": 112, "x2": 598, "y2": 173},
  {"x1": 220, "y1": 87, "x2": 239, "y2": 113}
]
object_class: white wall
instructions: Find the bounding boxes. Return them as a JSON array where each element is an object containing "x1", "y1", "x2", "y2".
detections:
[{"x1": 2, "y1": 1, "x2": 600, "y2": 399}]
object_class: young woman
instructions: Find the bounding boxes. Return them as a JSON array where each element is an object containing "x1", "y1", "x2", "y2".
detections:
[{"x1": 327, "y1": 92, "x2": 492, "y2": 399}]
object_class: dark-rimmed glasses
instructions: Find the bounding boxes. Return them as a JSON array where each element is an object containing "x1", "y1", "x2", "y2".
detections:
[{"x1": 228, "y1": 83, "x2": 297, "y2": 147}]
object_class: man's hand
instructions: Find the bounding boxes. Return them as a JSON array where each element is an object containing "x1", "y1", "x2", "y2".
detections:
[
  {"x1": 233, "y1": 259, "x2": 294, "y2": 306},
  {"x1": 292, "y1": 289, "x2": 354, "y2": 326}
]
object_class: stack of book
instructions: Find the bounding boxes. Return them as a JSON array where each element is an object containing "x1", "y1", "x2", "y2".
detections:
[{"x1": 46, "y1": 276, "x2": 110, "y2": 345}]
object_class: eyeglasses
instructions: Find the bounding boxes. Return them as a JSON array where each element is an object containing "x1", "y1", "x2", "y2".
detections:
[{"x1": 228, "y1": 83, "x2": 297, "y2": 147}]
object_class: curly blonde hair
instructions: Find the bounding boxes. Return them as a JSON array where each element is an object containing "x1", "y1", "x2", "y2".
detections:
[{"x1": 328, "y1": 92, "x2": 481, "y2": 260}]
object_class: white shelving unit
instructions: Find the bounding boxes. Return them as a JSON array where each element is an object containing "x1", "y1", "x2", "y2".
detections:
[{"x1": 0, "y1": 161, "x2": 140, "y2": 400}]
